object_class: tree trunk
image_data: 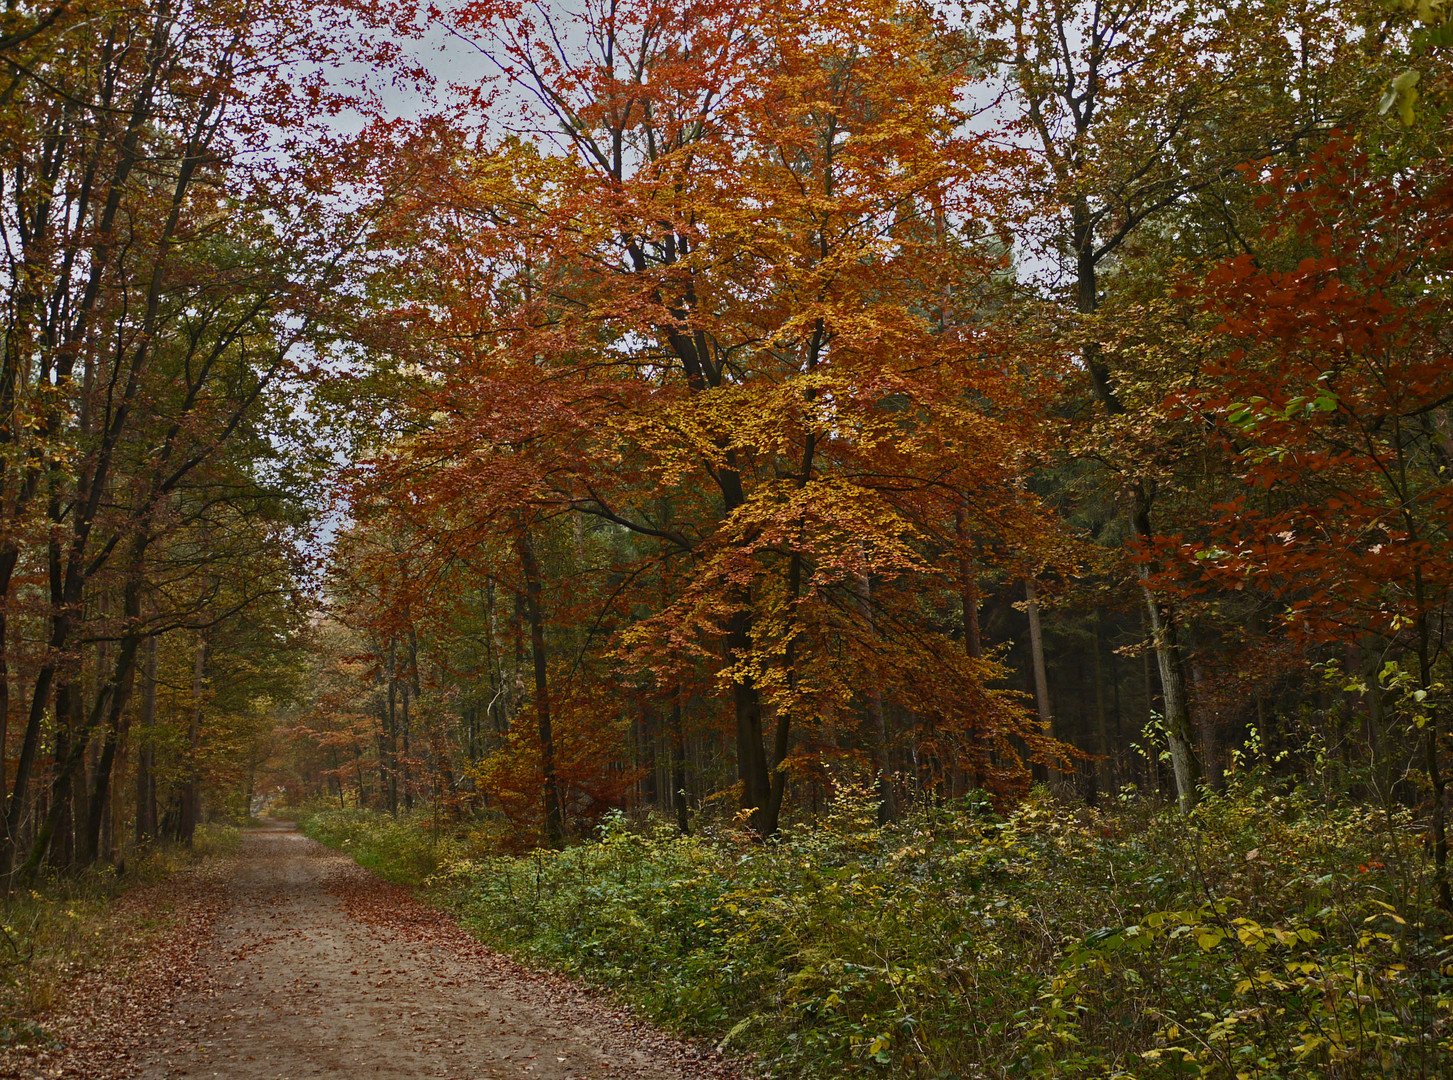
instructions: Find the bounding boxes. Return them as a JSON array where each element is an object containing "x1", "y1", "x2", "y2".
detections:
[
  {"x1": 135, "y1": 634, "x2": 158, "y2": 847},
  {"x1": 400, "y1": 679, "x2": 413, "y2": 812},
  {"x1": 518, "y1": 520, "x2": 564, "y2": 848},
  {"x1": 728, "y1": 604, "x2": 773, "y2": 835},
  {"x1": 1076, "y1": 227, "x2": 1202, "y2": 812},
  {"x1": 48, "y1": 681, "x2": 75, "y2": 870},
  {"x1": 1414, "y1": 569, "x2": 1450, "y2": 909},
  {"x1": 84, "y1": 582, "x2": 145, "y2": 865},
  {"x1": 1025, "y1": 578, "x2": 1054, "y2": 777},
  {"x1": 1139, "y1": 571, "x2": 1202, "y2": 813},
  {"x1": 384, "y1": 637, "x2": 399, "y2": 815},
  {"x1": 0, "y1": 548, "x2": 15, "y2": 807},
  {"x1": 639, "y1": 709, "x2": 657, "y2": 805},
  {"x1": 953, "y1": 507, "x2": 982, "y2": 660},
  {"x1": 178, "y1": 636, "x2": 206, "y2": 847}
]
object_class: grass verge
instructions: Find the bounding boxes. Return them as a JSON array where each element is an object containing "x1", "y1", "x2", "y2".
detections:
[{"x1": 0, "y1": 823, "x2": 239, "y2": 1055}]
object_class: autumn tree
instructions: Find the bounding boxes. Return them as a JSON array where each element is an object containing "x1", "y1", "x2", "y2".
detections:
[
  {"x1": 334, "y1": 0, "x2": 1078, "y2": 839},
  {"x1": 974, "y1": 0, "x2": 1388, "y2": 809},
  {"x1": 0, "y1": 0, "x2": 374, "y2": 878},
  {"x1": 1166, "y1": 134, "x2": 1453, "y2": 901}
]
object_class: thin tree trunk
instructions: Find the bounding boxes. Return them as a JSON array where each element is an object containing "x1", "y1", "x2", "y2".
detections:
[
  {"x1": 953, "y1": 507, "x2": 982, "y2": 660},
  {"x1": 135, "y1": 634, "x2": 158, "y2": 847},
  {"x1": 48, "y1": 681, "x2": 74, "y2": 870},
  {"x1": 400, "y1": 680, "x2": 413, "y2": 812},
  {"x1": 84, "y1": 576, "x2": 146, "y2": 864},
  {"x1": 639, "y1": 709, "x2": 657, "y2": 805},
  {"x1": 1139, "y1": 570, "x2": 1202, "y2": 813},
  {"x1": 1140, "y1": 606, "x2": 1159, "y2": 794},
  {"x1": 178, "y1": 636, "x2": 206, "y2": 847},
  {"x1": 0, "y1": 548, "x2": 15, "y2": 807},
  {"x1": 384, "y1": 637, "x2": 399, "y2": 815},
  {"x1": 1414, "y1": 568, "x2": 1450, "y2": 909},
  {"x1": 1075, "y1": 227, "x2": 1203, "y2": 812},
  {"x1": 1025, "y1": 578, "x2": 1054, "y2": 778},
  {"x1": 518, "y1": 520, "x2": 563, "y2": 848}
]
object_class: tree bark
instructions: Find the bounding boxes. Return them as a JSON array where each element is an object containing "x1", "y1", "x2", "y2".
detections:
[
  {"x1": 48, "y1": 681, "x2": 75, "y2": 871},
  {"x1": 178, "y1": 636, "x2": 206, "y2": 846},
  {"x1": 1414, "y1": 568, "x2": 1450, "y2": 909},
  {"x1": 383, "y1": 637, "x2": 399, "y2": 815},
  {"x1": 83, "y1": 571, "x2": 147, "y2": 864},
  {"x1": 518, "y1": 520, "x2": 564, "y2": 848},
  {"x1": 1139, "y1": 569, "x2": 1202, "y2": 813},
  {"x1": 135, "y1": 633, "x2": 158, "y2": 847},
  {"x1": 953, "y1": 507, "x2": 982, "y2": 660},
  {"x1": 1025, "y1": 578, "x2": 1054, "y2": 778},
  {"x1": 1076, "y1": 212, "x2": 1203, "y2": 812}
]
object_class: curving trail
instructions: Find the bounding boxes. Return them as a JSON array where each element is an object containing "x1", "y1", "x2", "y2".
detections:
[{"x1": 129, "y1": 822, "x2": 739, "y2": 1080}]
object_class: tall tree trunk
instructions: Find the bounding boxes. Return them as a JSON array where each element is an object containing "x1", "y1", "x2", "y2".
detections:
[
  {"x1": 518, "y1": 520, "x2": 563, "y2": 848},
  {"x1": 1139, "y1": 568, "x2": 1202, "y2": 813},
  {"x1": 4, "y1": 558, "x2": 69, "y2": 882},
  {"x1": 1025, "y1": 578, "x2": 1054, "y2": 778},
  {"x1": 403, "y1": 628, "x2": 420, "y2": 811},
  {"x1": 1077, "y1": 232, "x2": 1203, "y2": 812},
  {"x1": 84, "y1": 572, "x2": 146, "y2": 864},
  {"x1": 25, "y1": 617, "x2": 149, "y2": 878},
  {"x1": 729, "y1": 604, "x2": 772, "y2": 834},
  {"x1": 655, "y1": 503, "x2": 690, "y2": 835},
  {"x1": 48, "y1": 681, "x2": 75, "y2": 871},
  {"x1": 135, "y1": 634, "x2": 158, "y2": 847},
  {"x1": 400, "y1": 680, "x2": 413, "y2": 812},
  {"x1": 1414, "y1": 567, "x2": 1450, "y2": 909},
  {"x1": 1364, "y1": 641, "x2": 1390, "y2": 801},
  {"x1": 383, "y1": 637, "x2": 399, "y2": 815},
  {"x1": 0, "y1": 548, "x2": 15, "y2": 807},
  {"x1": 178, "y1": 635, "x2": 206, "y2": 847},
  {"x1": 639, "y1": 709, "x2": 657, "y2": 805},
  {"x1": 954, "y1": 509, "x2": 985, "y2": 788}
]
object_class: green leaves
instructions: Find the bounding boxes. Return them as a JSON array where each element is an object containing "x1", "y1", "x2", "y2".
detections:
[{"x1": 1225, "y1": 387, "x2": 1340, "y2": 433}]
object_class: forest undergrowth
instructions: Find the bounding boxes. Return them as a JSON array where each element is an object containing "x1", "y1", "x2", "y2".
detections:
[
  {"x1": 0, "y1": 824, "x2": 238, "y2": 1054},
  {"x1": 304, "y1": 780, "x2": 1453, "y2": 1079}
]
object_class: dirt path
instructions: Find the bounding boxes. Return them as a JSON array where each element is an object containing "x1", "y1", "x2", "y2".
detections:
[{"x1": 128, "y1": 822, "x2": 741, "y2": 1080}]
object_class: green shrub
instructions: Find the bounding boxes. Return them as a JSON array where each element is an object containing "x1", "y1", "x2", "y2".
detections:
[
  {"x1": 305, "y1": 808, "x2": 463, "y2": 884},
  {"x1": 310, "y1": 780, "x2": 1453, "y2": 1078}
]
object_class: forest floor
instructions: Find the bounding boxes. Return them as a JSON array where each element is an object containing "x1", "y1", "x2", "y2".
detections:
[{"x1": 3, "y1": 820, "x2": 744, "y2": 1080}]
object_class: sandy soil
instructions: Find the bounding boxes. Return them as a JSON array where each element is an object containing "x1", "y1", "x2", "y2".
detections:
[{"x1": 127, "y1": 822, "x2": 743, "y2": 1080}]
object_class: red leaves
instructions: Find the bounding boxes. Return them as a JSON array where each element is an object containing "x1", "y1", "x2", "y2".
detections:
[{"x1": 1170, "y1": 140, "x2": 1453, "y2": 642}]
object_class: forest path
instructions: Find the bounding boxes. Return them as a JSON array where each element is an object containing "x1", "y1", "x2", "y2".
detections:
[{"x1": 131, "y1": 821, "x2": 735, "y2": 1080}]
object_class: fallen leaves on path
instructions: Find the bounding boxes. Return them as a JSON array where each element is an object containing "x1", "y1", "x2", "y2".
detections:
[
  {"x1": 6, "y1": 825, "x2": 751, "y2": 1080},
  {"x1": 325, "y1": 859, "x2": 747, "y2": 1079},
  {"x1": 0, "y1": 862, "x2": 230, "y2": 1080}
]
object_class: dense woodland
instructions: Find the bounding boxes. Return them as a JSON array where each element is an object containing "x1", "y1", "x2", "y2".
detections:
[
  {"x1": 289, "y1": 0, "x2": 1453, "y2": 867},
  {"x1": 0, "y1": 0, "x2": 1447, "y2": 1075},
  {"x1": 0, "y1": 0, "x2": 1444, "y2": 871},
  {"x1": 1, "y1": 0, "x2": 1452, "y2": 1073}
]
